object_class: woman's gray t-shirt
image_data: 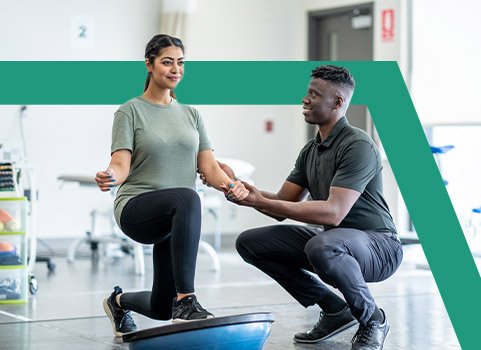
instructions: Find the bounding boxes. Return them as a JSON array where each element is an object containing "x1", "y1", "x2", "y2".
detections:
[{"x1": 111, "y1": 96, "x2": 212, "y2": 225}]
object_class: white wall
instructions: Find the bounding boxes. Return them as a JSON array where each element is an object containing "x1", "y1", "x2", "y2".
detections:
[
  {"x1": 0, "y1": 0, "x2": 163, "y2": 238},
  {"x1": 0, "y1": 0, "x2": 161, "y2": 60},
  {"x1": 411, "y1": 0, "x2": 481, "y2": 125},
  {"x1": 186, "y1": 0, "x2": 304, "y2": 60}
]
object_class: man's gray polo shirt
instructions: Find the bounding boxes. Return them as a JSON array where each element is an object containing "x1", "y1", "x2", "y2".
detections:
[{"x1": 287, "y1": 117, "x2": 396, "y2": 233}]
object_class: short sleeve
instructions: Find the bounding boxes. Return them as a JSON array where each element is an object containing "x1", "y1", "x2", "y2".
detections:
[
  {"x1": 194, "y1": 109, "x2": 212, "y2": 152},
  {"x1": 331, "y1": 140, "x2": 380, "y2": 193},
  {"x1": 286, "y1": 147, "x2": 308, "y2": 188},
  {"x1": 111, "y1": 110, "x2": 134, "y2": 154}
]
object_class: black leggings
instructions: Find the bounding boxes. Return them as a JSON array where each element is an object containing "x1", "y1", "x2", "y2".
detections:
[{"x1": 118, "y1": 188, "x2": 202, "y2": 320}]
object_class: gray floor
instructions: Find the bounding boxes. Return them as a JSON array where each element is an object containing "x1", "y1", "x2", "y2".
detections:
[{"x1": 0, "y1": 242, "x2": 463, "y2": 349}]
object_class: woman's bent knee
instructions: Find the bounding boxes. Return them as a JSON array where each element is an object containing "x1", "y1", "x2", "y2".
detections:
[
  {"x1": 176, "y1": 187, "x2": 200, "y2": 203},
  {"x1": 173, "y1": 188, "x2": 201, "y2": 212}
]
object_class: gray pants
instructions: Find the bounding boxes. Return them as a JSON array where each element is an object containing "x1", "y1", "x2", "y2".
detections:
[{"x1": 236, "y1": 225, "x2": 403, "y2": 324}]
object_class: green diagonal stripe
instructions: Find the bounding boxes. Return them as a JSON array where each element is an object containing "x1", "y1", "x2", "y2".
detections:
[
  {"x1": 360, "y1": 63, "x2": 481, "y2": 350},
  {"x1": 1, "y1": 61, "x2": 478, "y2": 349}
]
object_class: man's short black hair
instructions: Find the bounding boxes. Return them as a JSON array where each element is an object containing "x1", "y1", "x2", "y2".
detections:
[{"x1": 311, "y1": 65, "x2": 355, "y2": 90}]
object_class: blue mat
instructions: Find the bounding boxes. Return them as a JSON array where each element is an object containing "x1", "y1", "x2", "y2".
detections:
[{"x1": 122, "y1": 312, "x2": 274, "y2": 350}]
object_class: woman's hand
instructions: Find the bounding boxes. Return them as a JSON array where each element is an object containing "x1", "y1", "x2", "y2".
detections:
[
  {"x1": 233, "y1": 182, "x2": 263, "y2": 207},
  {"x1": 220, "y1": 180, "x2": 249, "y2": 201},
  {"x1": 95, "y1": 168, "x2": 117, "y2": 192}
]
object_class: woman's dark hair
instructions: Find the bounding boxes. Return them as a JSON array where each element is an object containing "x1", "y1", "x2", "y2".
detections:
[{"x1": 144, "y1": 34, "x2": 185, "y2": 96}]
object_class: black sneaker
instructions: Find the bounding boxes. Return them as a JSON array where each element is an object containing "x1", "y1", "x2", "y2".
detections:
[
  {"x1": 351, "y1": 309, "x2": 389, "y2": 349},
  {"x1": 294, "y1": 305, "x2": 357, "y2": 343},
  {"x1": 172, "y1": 294, "x2": 214, "y2": 322},
  {"x1": 103, "y1": 286, "x2": 137, "y2": 337}
]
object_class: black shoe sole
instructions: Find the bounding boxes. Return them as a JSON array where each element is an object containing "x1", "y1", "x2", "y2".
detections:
[
  {"x1": 293, "y1": 319, "x2": 358, "y2": 344},
  {"x1": 351, "y1": 324, "x2": 390, "y2": 350}
]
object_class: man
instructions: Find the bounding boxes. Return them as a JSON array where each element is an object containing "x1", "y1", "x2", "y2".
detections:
[{"x1": 229, "y1": 65, "x2": 403, "y2": 350}]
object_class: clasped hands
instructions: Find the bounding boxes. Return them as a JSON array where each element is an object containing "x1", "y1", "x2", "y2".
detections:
[{"x1": 200, "y1": 162, "x2": 262, "y2": 208}]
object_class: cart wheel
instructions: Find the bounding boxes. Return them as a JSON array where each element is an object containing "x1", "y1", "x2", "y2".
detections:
[
  {"x1": 29, "y1": 276, "x2": 38, "y2": 295},
  {"x1": 47, "y1": 261, "x2": 56, "y2": 273}
]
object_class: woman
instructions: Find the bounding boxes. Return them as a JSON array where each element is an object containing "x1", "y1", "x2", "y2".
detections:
[{"x1": 95, "y1": 34, "x2": 248, "y2": 337}]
